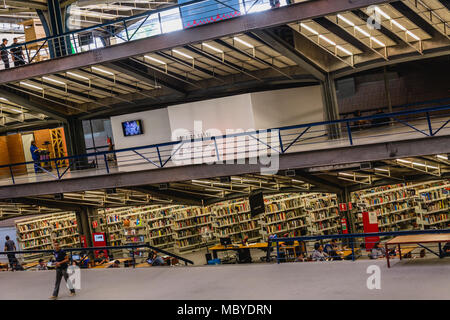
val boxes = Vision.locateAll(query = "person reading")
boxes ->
[311,243,329,261]
[94,251,109,266]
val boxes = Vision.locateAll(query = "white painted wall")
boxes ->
[110,86,325,169]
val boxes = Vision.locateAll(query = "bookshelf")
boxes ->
[146,206,178,249]
[15,212,79,263]
[416,182,450,229]
[211,200,261,243]
[259,194,309,240]
[304,194,340,235]
[172,206,214,252]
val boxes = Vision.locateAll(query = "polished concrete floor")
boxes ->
[1,257,449,300]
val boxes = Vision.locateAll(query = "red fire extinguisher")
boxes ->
[341,218,348,234]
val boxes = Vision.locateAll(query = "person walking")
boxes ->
[0,38,10,69]
[10,38,25,67]
[4,236,17,271]
[49,242,76,300]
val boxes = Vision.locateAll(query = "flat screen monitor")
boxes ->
[220,237,232,246]
[249,192,265,217]
[72,255,80,260]
[122,120,144,137]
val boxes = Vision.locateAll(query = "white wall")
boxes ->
[251,86,324,129]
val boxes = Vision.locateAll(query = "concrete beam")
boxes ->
[0,0,393,84]
[0,135,449,200]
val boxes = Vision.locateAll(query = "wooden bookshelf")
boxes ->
[16,212,79,263]
[416,181,450,229]
[304,193,340,235]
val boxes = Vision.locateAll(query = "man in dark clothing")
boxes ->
[50,242,76,299]
[1,38,9,69]
[10,38,25,67]
[30,141,41,173]
[4,236,17,270]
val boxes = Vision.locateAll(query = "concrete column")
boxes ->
[64,117,88,168]
[76,207,95,249]
[321,74,341,139]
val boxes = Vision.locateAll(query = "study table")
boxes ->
[208,241,300,260]
[385,234,450,268]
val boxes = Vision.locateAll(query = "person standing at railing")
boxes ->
[10,38,25,67]
[30,141,42,173]
[4,236,17,271]
[1,38,10,69]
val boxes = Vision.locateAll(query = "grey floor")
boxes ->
[1,257,449,300]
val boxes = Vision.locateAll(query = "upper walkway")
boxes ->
[0,104,449,199]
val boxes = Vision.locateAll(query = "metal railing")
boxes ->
[0,243,194,268]
[271,228,450,264]
[0,103,449,185]
[0,0,293,69]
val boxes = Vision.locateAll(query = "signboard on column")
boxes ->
[362,211,379,251]
[92,232,108,258]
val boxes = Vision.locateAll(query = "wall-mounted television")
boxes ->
[122,120,144,137]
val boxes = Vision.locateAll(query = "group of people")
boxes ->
[0,38,26,69]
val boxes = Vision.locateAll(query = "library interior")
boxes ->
[0,0,449,301]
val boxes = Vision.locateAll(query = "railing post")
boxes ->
[132,250,136,268]
[9,166,15,184]
[351,239,355,261]
[426,112,433,136]
[278,129,284,153]
[104,154,110,173]
[156,147,163,167]
[213,137,220,161]
[276,241,280,264]
[55,160,60,179]
[346,122,353,145]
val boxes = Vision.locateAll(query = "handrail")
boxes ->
[271,229,450,263]
[0,243,194,266]
[0,103,449,172]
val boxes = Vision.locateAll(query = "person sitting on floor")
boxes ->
[37,259,47,270]
[311,243,329,261]
[147,250,165,266]
[323,239,342,260]
[94,251,109,266]
[369,242,387,259]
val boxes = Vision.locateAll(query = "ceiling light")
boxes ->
[172,49,193,59]
[338,172,354,177]
[338,14,386,47]
[20,82,43,90]
[336,45,352,55]
[374,168,389,172]
[9,108,22,113]
[374,7,420,41]
[233,37,254,48]
[437,155,448,160]
[67,72,89,80]
[396,159,438,170]
[300,23,319,35]
[0,97,8,101]
[202,42,223,53]
[144,55,166,64]
[92,66,114,75]
[43,76,66,85]
[319,35,336,46]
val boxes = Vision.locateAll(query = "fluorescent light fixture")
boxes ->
[396,158,438,170]
[300,23,319,35]
[172,49,193,59]
[233,37,254,48]
[92,66,114,75]
[191,179,208,184]
[291,179,304,183]
[20,82,43,90]
[67,71,89,80]
[336,45,352,55]
[319,34,336,46]
[337,14,386,47]
[202,42,223,53]
[374,7,420,41]
[43,76,65,85]
[437,155,448,160]
[144,55,166,65]
[374,168,389,172]
[0,97,8,101]
[9,108,22,113]
[338,172,354,177]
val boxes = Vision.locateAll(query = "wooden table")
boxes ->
[92,258,133,269]
[385,234,450,268]
[209,241,299,260]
